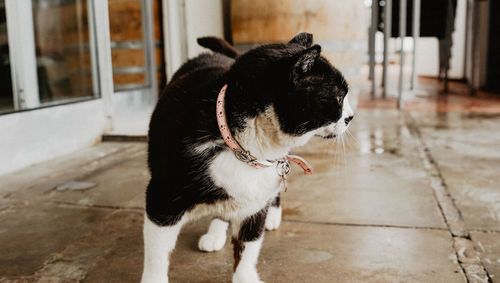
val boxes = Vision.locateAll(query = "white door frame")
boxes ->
[142,0,158,103]
[162,0,188,80]
[5,0,40,110]
[91,0,115,131]
[105,0,159,134]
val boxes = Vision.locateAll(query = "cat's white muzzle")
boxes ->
[316,96,354,139]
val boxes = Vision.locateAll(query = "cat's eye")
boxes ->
[336,96,343,105]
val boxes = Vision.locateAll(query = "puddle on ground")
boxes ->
[355,128,405,156]
[55,181,96,191]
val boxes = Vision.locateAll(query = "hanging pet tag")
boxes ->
[276,159,291,192]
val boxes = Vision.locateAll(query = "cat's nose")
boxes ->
[344,115,354,125]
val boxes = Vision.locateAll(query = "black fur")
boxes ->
[146,54,233,225]
[197,36,240,58]
[146,32,348,226]
[289,32,314,47]
[238,207,268,242]
[270,194,280,207]
[232,207,268,271]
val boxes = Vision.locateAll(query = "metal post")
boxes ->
[410,0,421,90]
[382,0,392,98]
[397,0,407,109]
[369,0,379,96]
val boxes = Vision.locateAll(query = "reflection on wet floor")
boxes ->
[356,129,386,155]
[313,110,411,158]
[359,66,500,113]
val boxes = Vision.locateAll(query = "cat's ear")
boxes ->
[291,44,321,83]
[289,32,313,47]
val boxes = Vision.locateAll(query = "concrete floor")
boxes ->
[1,108,500,282]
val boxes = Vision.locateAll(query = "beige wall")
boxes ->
[231,0,369,108]
[231,0,368,43]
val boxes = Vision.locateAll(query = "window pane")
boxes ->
[33,0,97,104]
[0,0,13,113]
[109,0,148,91]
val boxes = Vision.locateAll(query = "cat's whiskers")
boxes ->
[335,133,341,170]
[341,133,347,169]
[346,128,359,147]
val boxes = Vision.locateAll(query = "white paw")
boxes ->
[198,233,226,252]
[233,279,264,283]
[265,206,282,231]
[233,269,264,283]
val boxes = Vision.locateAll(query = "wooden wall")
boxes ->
[231,0,369,103]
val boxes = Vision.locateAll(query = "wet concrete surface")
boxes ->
[412,112,500,233]
[471,232,500,281]
[0,108,499,282]
[291,110,445,229]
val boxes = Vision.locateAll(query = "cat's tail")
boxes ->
[197,36,240,59]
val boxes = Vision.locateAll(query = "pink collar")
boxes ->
[216,84,313,175]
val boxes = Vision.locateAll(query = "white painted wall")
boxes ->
[184,0,224,58]
[0,100,107,175]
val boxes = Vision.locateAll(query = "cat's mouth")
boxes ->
[316,134,337,140]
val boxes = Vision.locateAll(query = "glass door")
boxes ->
[109,0,149,92]
[106,0,159,135]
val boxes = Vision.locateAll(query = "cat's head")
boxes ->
[227,33,354,159]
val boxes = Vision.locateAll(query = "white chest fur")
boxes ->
[208,150,281,218]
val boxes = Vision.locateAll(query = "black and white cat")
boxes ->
[142,33,353,283]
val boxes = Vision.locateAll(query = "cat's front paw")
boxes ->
[198,233,226,252]
[265,205,282,231]
[232,270,265,283]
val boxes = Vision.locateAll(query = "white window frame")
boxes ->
[5,0,40,110]
[92,0,115,129]
[4,0,115,129]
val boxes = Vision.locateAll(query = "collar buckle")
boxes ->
[234,149,253,163]
[276,159,291,178]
